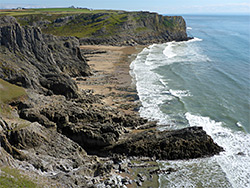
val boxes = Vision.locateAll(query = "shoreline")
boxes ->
[78,45,145,115]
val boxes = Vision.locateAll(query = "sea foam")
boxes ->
[186,113,250,188]
[130,39,209,126]
[163,42,177,59]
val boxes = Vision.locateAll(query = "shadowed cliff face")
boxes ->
[15,11,189,45]
[0,16,91,98]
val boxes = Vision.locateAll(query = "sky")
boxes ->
[1,0,250,14]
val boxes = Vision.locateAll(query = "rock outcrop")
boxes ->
[110,127,223,160]
[0,118,111,187]
[11,91,146,153]
[0,16,91,98]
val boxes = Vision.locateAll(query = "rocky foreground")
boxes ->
[0,16,223,187]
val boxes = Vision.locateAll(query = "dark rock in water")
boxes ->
[149,167,176,175]
[0,16,91,99]
[110,126,223,160]
[237,152,245,156]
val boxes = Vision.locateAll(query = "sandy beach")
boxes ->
[78,45,145,115]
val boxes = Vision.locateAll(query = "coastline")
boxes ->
[0,15,225,188]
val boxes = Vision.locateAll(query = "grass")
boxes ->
[0,167,40,188]
[0,8,119,16]
[0,79,26,104]
[41,12,128,38]
[0,7,180,41]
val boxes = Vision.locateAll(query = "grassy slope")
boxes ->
[0,8,128,38]
[0,167,40,188]
[0,79,26,116]
[0,79,26,104]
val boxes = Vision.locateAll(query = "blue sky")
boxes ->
[1,0,250,14]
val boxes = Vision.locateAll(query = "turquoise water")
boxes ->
[130,15,250,187]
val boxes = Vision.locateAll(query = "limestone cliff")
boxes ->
[15,11,189,45]
[0,16,91,98]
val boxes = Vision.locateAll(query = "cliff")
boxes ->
[14,10,189,45]
[0,16,91,98]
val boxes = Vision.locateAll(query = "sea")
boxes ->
[130,15,250,188]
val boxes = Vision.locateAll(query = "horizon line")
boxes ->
[0,6,249,15]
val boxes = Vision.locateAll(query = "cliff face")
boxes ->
[16,11,189,45]
[0,16,91,98]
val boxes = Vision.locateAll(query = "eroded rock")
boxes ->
[0,16,91,98]
[110,126,223,160]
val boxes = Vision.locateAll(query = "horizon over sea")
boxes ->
[130,14,250,187]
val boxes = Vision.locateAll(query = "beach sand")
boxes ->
[78,45,144,115]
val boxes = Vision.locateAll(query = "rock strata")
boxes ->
[0,119,112,187]
[0,16,90,98]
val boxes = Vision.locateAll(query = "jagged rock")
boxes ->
[0,121,107,187]
[110,126,223,160]
[135,179,142,186]
[0,117,10,132]
[10,91,145,154]
[0,16,91,98]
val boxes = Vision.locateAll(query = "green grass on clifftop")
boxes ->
[0,8,179,38]
[0,8,118,16]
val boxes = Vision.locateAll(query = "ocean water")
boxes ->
[130,15,250,187]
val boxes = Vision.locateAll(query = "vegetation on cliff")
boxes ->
[0,79,26,104]
[1,8,188,45]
